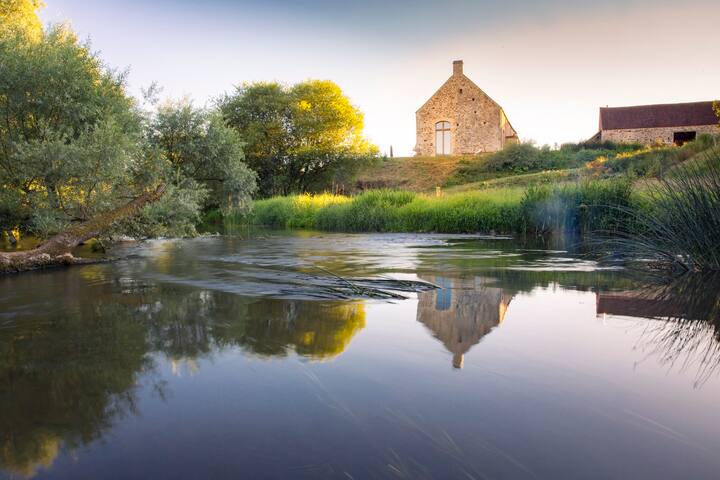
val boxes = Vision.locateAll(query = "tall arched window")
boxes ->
[435,121,452,155]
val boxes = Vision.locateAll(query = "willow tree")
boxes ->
[0,5,169,271]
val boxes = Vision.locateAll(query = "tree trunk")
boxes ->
[0,185,166,274]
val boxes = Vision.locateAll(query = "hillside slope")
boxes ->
[353,156,476,192]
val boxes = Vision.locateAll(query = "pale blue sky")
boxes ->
[41,0,719,155]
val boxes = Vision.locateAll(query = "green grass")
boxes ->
[241,180,635,235]
[606,149,720,275]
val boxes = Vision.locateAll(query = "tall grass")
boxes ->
[607,150,720,274]
[518,179,635,235]
[243,181,634,235]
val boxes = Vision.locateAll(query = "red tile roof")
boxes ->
[600,101,718,131]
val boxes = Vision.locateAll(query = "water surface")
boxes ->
[1,232,719,479]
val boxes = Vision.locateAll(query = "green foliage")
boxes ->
[244,181,637,235]
[586,134,719,178]
[0,25,146,236]
[317,190,417,232]
[146,101,257,215]
[447,141,644,186]
[0,22,256,240]
[219,80,378,196]
[607,150,720,274]
[0,0,44,40]
[518,179,635,235]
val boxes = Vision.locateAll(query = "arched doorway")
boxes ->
[435,121,452,155]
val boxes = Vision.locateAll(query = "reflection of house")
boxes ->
[417,276,512,368]
[596,291,686,319]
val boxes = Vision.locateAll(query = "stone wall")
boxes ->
[415,62,515,156]
[601,124,719,144]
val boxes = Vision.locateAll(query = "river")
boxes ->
[1,232,719,479]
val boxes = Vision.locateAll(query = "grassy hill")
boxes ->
[352,155,472,192]
[230,135,720,236]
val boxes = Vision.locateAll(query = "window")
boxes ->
[435,121,452,155]
[673,131,696,145]
[435,277,452,311]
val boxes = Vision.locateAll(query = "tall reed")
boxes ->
[607,150,720,275]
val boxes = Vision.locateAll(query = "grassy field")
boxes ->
[228,136,719,236]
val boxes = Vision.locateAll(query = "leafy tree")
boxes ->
[220,80,377,196]
[0,25,148,237]
[0,0,44,40]
[147,101,256,214]
[0,17,256,245]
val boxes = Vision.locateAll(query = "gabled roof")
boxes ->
[599,101,718,131]
[416,73,503,114]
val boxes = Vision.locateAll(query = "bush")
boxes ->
[446,141,646,186]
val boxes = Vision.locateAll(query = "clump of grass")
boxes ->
[518,179,635,235]
[315,189,416,231]
[241,193,349,229]
[607,150,720,275]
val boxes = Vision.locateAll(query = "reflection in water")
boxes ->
[417,276,513,368]
[0,279,365,477]
[597,273,720,385]
[2,233,720,478]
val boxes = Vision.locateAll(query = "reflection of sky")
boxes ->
[40,0,720,155]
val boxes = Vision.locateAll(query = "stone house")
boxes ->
[593,101,719,145]
[415,60,518,156]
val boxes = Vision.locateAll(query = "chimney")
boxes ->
[453,60,463,76]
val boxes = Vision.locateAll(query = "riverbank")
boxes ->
[232,179,636,235]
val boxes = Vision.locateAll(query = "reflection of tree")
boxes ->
[597,273,720,386]
[232,301,365,359]
[0,303,153,477]
[417,276,512,368]
[0,277,365,477]
[139,289,366,361]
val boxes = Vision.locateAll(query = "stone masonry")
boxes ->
[415,60,518,156]
[600,124,718,144]
[597,101,719,145]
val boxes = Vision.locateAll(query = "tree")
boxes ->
[220,80,377,196]
[0,19,172,271]
[0,0,44,40]
[147,101,256,214]
[0,25,149,239]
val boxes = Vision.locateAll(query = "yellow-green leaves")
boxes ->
[0,0,45,41]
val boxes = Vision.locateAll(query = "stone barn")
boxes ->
[414,60,518,156]
[594,101,719,145]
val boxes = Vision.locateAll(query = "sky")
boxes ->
[40,0,720,156]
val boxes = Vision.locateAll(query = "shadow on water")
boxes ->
[1,232,720,477]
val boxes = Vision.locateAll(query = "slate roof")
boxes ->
[599,101,718,130]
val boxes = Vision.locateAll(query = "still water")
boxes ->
[1,232,719,479]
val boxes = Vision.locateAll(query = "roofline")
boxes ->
[599,100,716,111]
[415,73,508,117]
